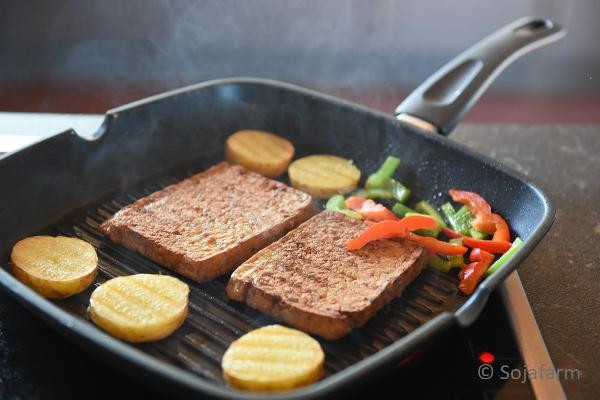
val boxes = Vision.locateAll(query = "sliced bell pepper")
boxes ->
[441,202,464,232]
[429,253,464,273]
[345,196,398,222]
[347,215,439,251]
[415,201,446,228]
[326,195,363,219]
[362,156,411,202]
[355,179,411,203]
[365,156,401,189]
[406,212,439,237]
[413,201,446,237]
[469,228,489,240]
[458,248,494,295]
[442,227,511,254]
[388,179,411,203]
[406,232,468,255]
[357,179,410,203]
[448,189,491,218]
[485,237,524,276]
[442,202,489,239]
[355,188,394,200]
[489,213,511,243]
[392,202,417,217]
[448,239,467,266]
[449,238,463,246]
[448,189,511,243]
[448,190,496,232]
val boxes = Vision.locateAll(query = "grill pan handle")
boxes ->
[394,16,564,135]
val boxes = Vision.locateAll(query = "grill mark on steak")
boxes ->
[227,211,429,340]
[100,162,315,282]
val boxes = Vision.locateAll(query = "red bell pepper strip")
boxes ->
[489,213,510,242]
[458,248,494,295]
[345,196,399,222]
[406,233,468,256]
[448,190,493,231]
[448,189,511,242]
[347,217,467,256]
[442,227,511,254]
[347,215,439,251]
[448,189,491,215]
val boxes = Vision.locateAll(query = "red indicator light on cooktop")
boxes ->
[479,351,496,364]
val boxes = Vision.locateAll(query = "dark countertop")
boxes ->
[0,122,598,399]
[451,124,600,399]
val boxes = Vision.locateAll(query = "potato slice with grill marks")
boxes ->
[222,324,324,392]
[226,130,295,177]
[11,235,98,299]
[288,154,361,198]
[89,274,189,342]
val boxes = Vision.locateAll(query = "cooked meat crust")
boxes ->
[227,211,429,340]
[100,162,315,282]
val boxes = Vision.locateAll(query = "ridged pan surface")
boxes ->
[7,159,463,384]
[0,80,553,399]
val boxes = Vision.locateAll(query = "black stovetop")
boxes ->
[0,286,532,399]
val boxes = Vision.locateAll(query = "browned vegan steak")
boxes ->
[227,211,429,340]
[100,162,314,282]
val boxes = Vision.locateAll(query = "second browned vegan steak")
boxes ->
[100,162,314,282]
[227,211,429,340]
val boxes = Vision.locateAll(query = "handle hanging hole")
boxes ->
[514,19,553,35]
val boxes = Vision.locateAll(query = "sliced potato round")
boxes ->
[89,274,189,343]
[226,130,295,177]
[222,324,325,392]
[288,154,361,198]
[11,235,98,299]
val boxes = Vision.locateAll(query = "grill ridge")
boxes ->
[1,163,467,387]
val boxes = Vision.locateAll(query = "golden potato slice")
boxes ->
[89,274,189,343]
[226,130,295,177]
[222,324,325,392]
[11,235,98,299]
[288,155,361,198]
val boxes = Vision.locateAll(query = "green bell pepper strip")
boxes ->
[389,179,411,203]
[485,237,524,276]
[429,237,466,272]
[411,201,445,237]
[415,201,446,228]
[326,195,363,219]
[326,194,346,209]
[446,239,465,267]
[441,203,459,228]
[456,206,488,238]
[365,156,401,189]
[448,255,464,267]
[442,202,488,238]
[429,254,454,272]
[355,188,394,200]
[429,254,464,272]
[442,203,468,234]
[469,228,488,240]
[392,202,417,217]
[362,156,410,202]
[356,179,410,203]
[454,206,473,233]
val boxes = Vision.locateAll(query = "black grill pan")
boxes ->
[0,17,562,399]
